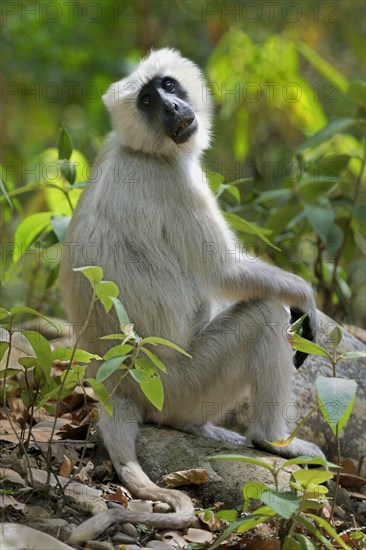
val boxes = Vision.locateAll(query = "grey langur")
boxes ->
[60,48,323,532]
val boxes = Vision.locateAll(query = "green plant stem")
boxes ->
[45,286,97,482]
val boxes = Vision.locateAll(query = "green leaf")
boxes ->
[137,372,164,411]
[296,516,339,550]
[104,344,133,360]
[52,347,101,363]
[281,456,338,469]
[297,118,356,152]
[141,336,191,357]
[96,356,128,384]
[243,482,267,510]
[287,331,332,360]
[215,509,238,521]
[0,342,9,362]
[224,212,278,249]
[18,356,38,369]
[58,127,73,160]
[51,215,71,243]
[110,297,131,327]
[306,513,352,550]
[316,376,357,435]
[0,308,10,321]
[100,334,125,340]
[10,306,50,324]
[140,347,167,372]
[86,378,112,416]
[293,534,317,550]
[20,330,52,378]
[209,454,274,471]
[261,491,299,519]
[135,358,156,376]
[13,212,52,262]
[73,266,103,284]
[95,281,119,313]
[328,325,343,348]
[292,469,334,489]
[0,368,20,378]
[236,506,275,533]
[60,159,76,184]
[341,351,366,360]
[304,204,335,245]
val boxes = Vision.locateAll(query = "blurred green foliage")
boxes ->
[1,0,365,326]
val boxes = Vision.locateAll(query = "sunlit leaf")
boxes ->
[51,215,71,243]
[13,212,52,262]
[141,336,191,357]
[73,265,103,284]
[20,330,52,378]
[96,356,129,383]
[96,281,119,313]
[261,490,299,519]
[316,376,357,435]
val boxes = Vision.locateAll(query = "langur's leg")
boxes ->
[151,299,323,458]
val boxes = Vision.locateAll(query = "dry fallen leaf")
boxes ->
[74,460,94,483]
[163,468,208,487]
[59,455,77,477]
[339,472,366,490]
[0,468,26,486]
[0,494,26,511]
[104,486,129,507]
[1,523,74,550]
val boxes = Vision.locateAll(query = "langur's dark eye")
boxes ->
[162,79,174,92]
[141,95,152,106]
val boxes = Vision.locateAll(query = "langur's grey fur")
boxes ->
[61,48,323,537]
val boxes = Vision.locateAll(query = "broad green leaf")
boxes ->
[51,215,71,243]
[96,281,119,313]
[52,347,101,363]
[236,506,275,533]
[140,347,167,372]
[261,490,299,519]
[316,376,357,435]
[242,481,267,510]
[100,334,125,340]
[209,518,248,550]
[96,356,128,384]
[60,159,76,184]
[140,374,164,411]
[329,325,343,348]
[10,306,50,324]
[86,378,112,416]
[73,266,103,284]
[135,358,156,376]
[341,351,366,361]
[297,118,355,152]
[296,516,340,550]
[141,336,191,357]
[215,509,238,521]
[0,342,9,362]
[209,454,274,471]
[20,330,52,378]
[292,469,334,488]
[293,534,317,550]
[58,126,73,160]
[224,212,276,249]
[13,212,52,262]
[104,344,133,360]
[281,456,338,469]
[306,514,352,550]
[0,368,19,378]
[306,154,350,176]
[110,297,131,327]
[304,204,335,245]
[18,356,38,369]
[287,331,332,360]
[0,308,10,321]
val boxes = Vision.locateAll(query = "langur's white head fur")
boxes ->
[103,48,213,157]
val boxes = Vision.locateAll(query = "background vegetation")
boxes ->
[1,0,365,326]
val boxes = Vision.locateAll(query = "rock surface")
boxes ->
[137,426,297,509]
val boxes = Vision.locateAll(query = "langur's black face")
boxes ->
[137,76,198,144]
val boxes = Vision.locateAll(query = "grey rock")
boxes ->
[153,502,171,513]
[146,542,175,549]
[27,518,71,542]
[137,426,298,509]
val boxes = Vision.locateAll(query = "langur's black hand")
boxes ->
[290,307,315,369]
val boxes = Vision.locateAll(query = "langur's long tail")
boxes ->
[69,461,195,545]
